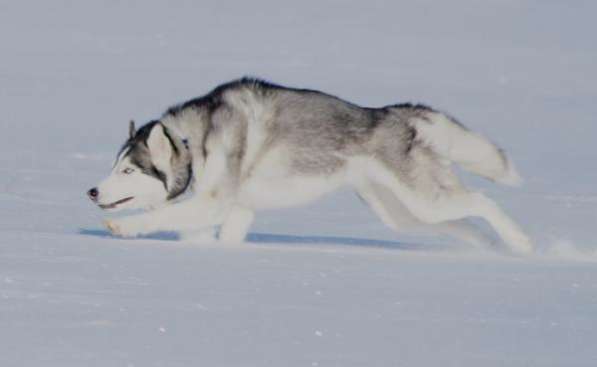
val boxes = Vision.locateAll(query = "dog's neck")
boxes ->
[159,100,214,200]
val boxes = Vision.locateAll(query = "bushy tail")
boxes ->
[411,111,522,186]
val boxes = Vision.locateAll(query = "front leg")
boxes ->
[218,206,255,244]
[104,194,229,237]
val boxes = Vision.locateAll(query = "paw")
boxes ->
[218,223,249,245]
[507,232,534,255]
[218,230,248,246]
[103,218,139,238]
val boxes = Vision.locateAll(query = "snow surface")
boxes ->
[1,1,596,366]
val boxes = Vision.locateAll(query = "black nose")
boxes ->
[87,187,99,201]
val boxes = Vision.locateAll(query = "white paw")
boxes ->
[103,218,140,238]
[218,228,248,246]
[506,232,534,255]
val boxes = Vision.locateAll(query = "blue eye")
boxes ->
[122,168,134,174]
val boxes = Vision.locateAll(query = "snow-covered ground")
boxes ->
[1,1,596,366]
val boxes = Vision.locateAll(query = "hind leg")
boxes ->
[367,162,532,254]
[356,180,492,248]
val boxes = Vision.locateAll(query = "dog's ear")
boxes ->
[146,123,173,169]
[129,120,136,139]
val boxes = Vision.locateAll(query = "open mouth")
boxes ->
[99,196,134,209]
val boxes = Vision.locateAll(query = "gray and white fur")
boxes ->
[88,78,532,254]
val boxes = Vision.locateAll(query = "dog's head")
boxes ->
[88,120,192,211]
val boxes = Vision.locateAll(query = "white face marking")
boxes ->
[95,155,168,211]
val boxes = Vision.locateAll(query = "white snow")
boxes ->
[1,1,596,366]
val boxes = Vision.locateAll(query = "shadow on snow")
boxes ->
[78,228,443,252]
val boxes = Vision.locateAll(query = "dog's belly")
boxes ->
[237,173,346,210]
[236,143,362,209]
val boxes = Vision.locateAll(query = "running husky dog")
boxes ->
[88,78,532,253]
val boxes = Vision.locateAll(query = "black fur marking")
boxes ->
[201,113,213,160]
[167,163,193,200]
[404,125,417,155]
[150,166,168,190]
[391,103,435,111]
[161,125,179,156]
